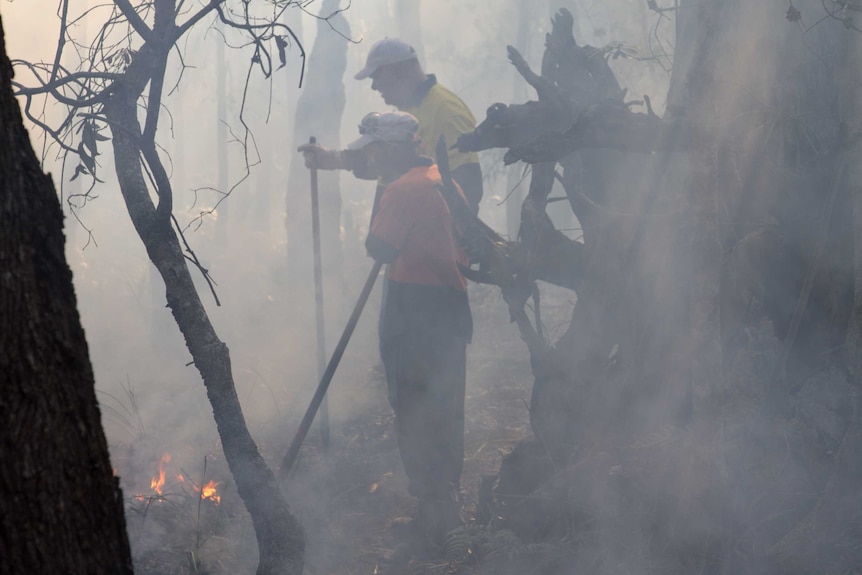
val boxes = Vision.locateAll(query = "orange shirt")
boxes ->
[370,164,467,292]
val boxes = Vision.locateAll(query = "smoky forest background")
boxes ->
[3,0,862,574]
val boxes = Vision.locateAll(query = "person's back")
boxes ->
[369,161,472,340]
[400,76,482,212]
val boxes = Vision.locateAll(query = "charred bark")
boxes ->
[475,2,862,574]
[459,98,689,163]
[0,16,133,574]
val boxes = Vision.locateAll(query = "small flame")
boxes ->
[138,454,221,505]
[150,453,171,495]
[200,480,220,504]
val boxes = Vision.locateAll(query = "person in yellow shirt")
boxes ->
[300,37,483,213]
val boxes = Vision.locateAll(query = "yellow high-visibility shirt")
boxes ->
[401,75,480,171]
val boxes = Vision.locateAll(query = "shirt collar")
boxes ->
[385,155,434,185]
[403,74,437,108]
[412,155,434,167]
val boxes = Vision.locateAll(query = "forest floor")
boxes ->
[115,281,573,574]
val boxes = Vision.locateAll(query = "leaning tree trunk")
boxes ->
[103,25,304,575]
[0,16,133,575]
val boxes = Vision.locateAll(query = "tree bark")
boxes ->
[0,15,133,574]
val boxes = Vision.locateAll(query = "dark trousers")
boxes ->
[382,328,467,501]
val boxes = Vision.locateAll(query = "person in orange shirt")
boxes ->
[349,111,472,547]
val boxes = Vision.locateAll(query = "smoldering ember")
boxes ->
[3,1,862,574]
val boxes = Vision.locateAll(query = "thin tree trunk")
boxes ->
[0,15,133,574]
[103,21,304,575]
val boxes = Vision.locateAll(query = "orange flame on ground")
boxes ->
[200,480,220,504]
[136,454,221,504]
[150,453,171,495]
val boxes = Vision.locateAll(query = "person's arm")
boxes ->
[296,143,379,180]
[343,149,379,181]
[366,183,414,262]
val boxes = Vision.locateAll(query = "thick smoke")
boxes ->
[7,0,862,573]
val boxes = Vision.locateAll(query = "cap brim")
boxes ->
[354,64,376,80]
[347,133,378,150]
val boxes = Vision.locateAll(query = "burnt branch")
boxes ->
[502,100,690,165]
[113,0,155,42]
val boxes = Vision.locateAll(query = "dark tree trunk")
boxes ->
[101,7,305,574]
[482,2,862,573]
[0,16,133,575]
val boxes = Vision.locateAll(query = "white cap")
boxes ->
[354,38,418,80]
[347,112,420,150]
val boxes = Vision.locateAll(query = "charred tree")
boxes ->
[459,3,862,574]
[0,16,133,575]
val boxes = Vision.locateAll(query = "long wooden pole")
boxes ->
[280,259,384,478]
[308,136,329,448]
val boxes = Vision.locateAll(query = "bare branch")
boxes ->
[172,215,221,306]
[11,63,112,107]
[49,0,71,86]
[176,0,223,39]
[114,0,155,42]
